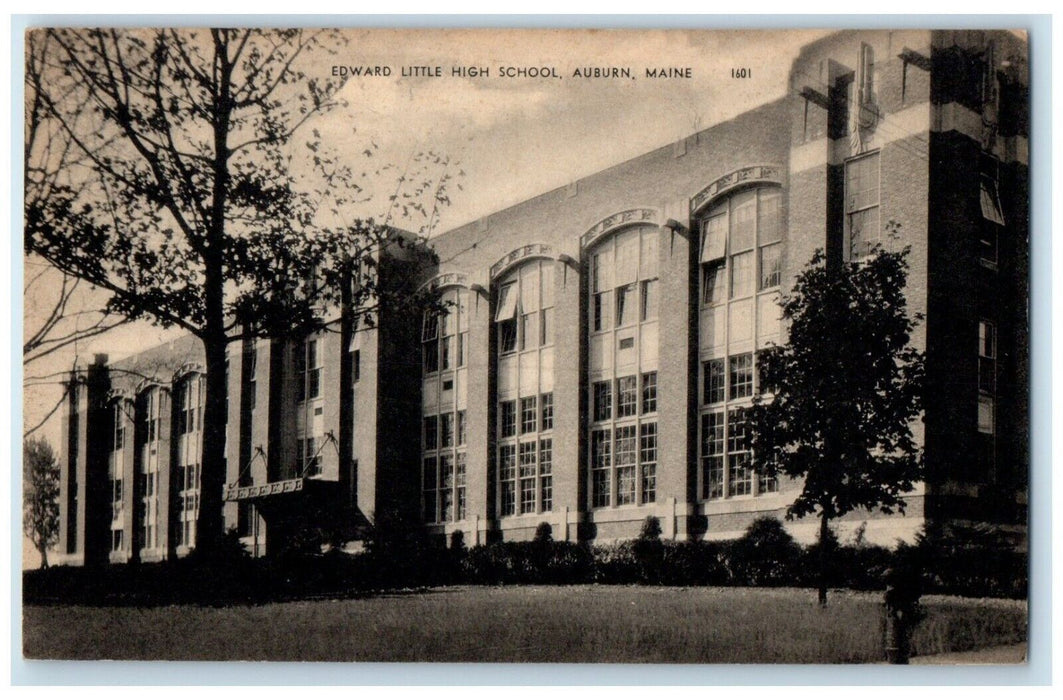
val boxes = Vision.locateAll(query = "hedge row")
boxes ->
[23,518,1027,606]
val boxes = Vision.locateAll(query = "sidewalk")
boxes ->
[910,643,1027,665]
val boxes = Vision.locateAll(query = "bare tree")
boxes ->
[24,28,451,553]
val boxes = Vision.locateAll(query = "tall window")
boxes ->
[697,185,783,502]
[978,320,996,435]
[588,224,660,508]
[109,401,126,552]
[297,338,322,402]
[137,387,163,551]
[979,155,1004,267]
[175,375,203,548]
[245,343,258,412]
[295,337,324,480]
[845,152,881,260]
[496,258,555,517]
[422,286,471,523]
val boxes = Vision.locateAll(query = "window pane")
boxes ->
[848,206,880,260]
[640,229,659,279]
[978,396,995,434]
[424,339,439,373]
[616,284,635,327]
[701,212,728,262]
[729,353,754,400]
[759,243,781,290]
[440,335,453,370]
[541,263,555,308]
[540,393,554,430]
[500,401,517,438]
[540,308,553,345]
[640,279,658,322]
[519,441,537,478]
[703,359,725,404]
[701,412,725,499]
[615,230,639,286]
[591,429,612,508]
[495,282,519,322]
[593,381,612,422]
[615,425,637,506]
[520,396,537,434]
[703,262,726,305]
[423,416,438,450]
[641,372,657,414]
[422,312,438,341]
[846,153,880,213]
[730,251,754,298]
[979,321,997,358]
[521,312,538,351]
[539,438,553,474]
[499,319,517,354]
[440,413,454,448]
[593,292,612,332]
[729,190,756,252]
[616,376,638,418]
[758,189,782,244]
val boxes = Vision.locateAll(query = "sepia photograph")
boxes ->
[19,23,1031,668]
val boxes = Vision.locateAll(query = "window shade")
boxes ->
[701,213,727,262]
[495,282,519,322]
[980,176,1006,226]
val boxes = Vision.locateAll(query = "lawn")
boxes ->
[22,585,1027,663]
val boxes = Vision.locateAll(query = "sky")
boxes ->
[21,27,831,567]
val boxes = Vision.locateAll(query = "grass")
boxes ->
[22,585,1027,663]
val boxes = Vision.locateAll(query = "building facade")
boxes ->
[55,29,1029,565]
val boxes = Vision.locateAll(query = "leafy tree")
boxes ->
[750,242,925,605]
[23,437,61,569]
[25,29,451,553]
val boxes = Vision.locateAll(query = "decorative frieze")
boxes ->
[489,243,554,280]
[225,477,304,502]
[579,209,658,250]
[690,165,784,214]
[419,271,470,293]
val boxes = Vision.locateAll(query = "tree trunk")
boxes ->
[195,32,234,557]
[818,511,830,607]
[195,333,229,556]
[38,541,49,569]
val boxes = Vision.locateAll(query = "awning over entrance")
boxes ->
[224,477,355,555]
[225,477,309,503]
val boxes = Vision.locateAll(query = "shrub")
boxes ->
[726,516,804,586]
[633,516,664,584]
[659,541,730,586]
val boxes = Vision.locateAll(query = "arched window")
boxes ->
[587,224,659,509]
[495,259,555,518]
[173,374,204,549]
[697,185,783,501]
[422,286,470,523]
[136,386,163,552]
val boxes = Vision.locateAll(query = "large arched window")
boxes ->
[136,385,164,553]
[697,185,783,501]
[494,259,555,518]
[173,373,204,549]
[423,286,470,523]
[587,224,659,509]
